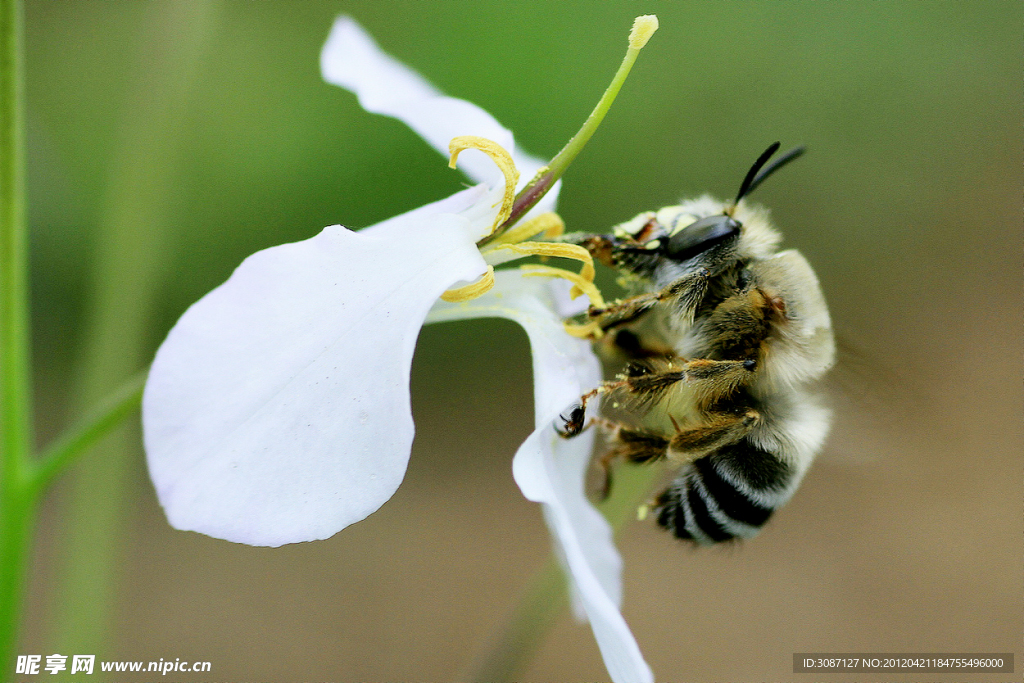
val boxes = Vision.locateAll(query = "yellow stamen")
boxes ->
[519,265,605,308]
[542,220,564,240]
[440,266,495,302]
[495,241,598,300]
[637,503,650,521]
[488,212,565,247]
[563,319,603,340]
[449,136,518,233]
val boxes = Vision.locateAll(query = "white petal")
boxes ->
[320,15,554,206]
[144,185,491,547]
[428,273,653,683]
[517,429,653,683]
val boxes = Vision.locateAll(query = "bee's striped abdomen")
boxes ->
[654,438,793,544]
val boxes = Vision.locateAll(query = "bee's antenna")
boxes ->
[734,142,780,206]
[733,142,806,205]
[745,145,806,199]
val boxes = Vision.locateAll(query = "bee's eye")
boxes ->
[665,215,740,261]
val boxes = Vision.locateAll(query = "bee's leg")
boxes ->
[557,403,590,438]
[699,285,788,359]
[558,381,632,437]
[665,409,760,461]
[616,357,757,407]
[560,356,757,438]
[593,409,758,500]
[560,362,703,437]
[592,423,671,500]
[585,292,660,333]
[655,266,712,320]
[585,267,711,335]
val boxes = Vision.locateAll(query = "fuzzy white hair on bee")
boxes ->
[560,142,836,545]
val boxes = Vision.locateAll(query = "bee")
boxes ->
[561,143,835,544]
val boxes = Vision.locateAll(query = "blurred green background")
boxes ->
[20,1,1021,681]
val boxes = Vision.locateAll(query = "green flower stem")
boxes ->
[0,0,32,669]
[467,19,661,676]
[467,19,662,677]
[0,376,147,669]
[479,15,659,247]
[465,465,661,681]
[0,490,31,676]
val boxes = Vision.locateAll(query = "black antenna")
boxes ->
[733,142,806,205]
[745,145,806,199]
[734,142,780,205]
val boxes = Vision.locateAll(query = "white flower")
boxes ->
[143,16,652,683]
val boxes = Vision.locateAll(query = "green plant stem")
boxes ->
[0,377,146,671]
[466,18,661,676]
[0,2,154,668]
[478,16,658,247]
[0,0,32,669]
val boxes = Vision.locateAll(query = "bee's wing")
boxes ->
[817,334,931,465]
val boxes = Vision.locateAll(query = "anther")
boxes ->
[497,241,607,307]
[487,212,564,248]
[440,266,495,302]
[563,319,604,339]
[448,136,518,233]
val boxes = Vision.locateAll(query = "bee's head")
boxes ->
[657,142,805,265]
[661,212,741,262]
[605,143,804,278]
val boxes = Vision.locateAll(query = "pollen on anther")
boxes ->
[448,135,519,233]
[440,265,495,302]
